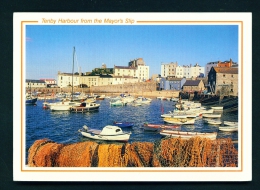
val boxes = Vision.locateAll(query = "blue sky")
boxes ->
[26,25,238,79]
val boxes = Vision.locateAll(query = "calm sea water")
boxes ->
[26,98,238,161]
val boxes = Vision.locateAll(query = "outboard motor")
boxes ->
[83,125,88,131]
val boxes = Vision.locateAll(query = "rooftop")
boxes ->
[214,67,238,74]
[183,80,201,86]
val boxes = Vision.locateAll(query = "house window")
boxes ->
[223,81,225,84]
[223,74,226,77]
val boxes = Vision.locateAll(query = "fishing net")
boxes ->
[28,137,238,167]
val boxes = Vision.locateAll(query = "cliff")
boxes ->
[28,137,238,167]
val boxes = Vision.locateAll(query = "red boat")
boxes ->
[143,123,181,131]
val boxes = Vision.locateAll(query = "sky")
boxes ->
[26,25,238,79]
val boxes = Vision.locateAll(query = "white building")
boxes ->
[57,72,80,88]
[190,63,204,78]
[136,65,149,81]
[161,63,204,79]
[183,65,192,78]
[175,65,184,78]
[114,66,136,78]
[26,79,46,88]
[80,75,100,87]
[40,78,57,85]
[161,62,178,77]
[114,58,150,81]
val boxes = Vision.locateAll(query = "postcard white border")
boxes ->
[13,12,252,181]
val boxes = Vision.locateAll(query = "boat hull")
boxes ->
[143,124,181,131]
[49,101,82,111]
[80,131,130,142]
[163,118,195,125]
[113,122,134,128]
[211,106,224,110]
[70,103,100,113]
[219,126,238,132]
[160,131,217,140]
[224,121,238,126]
[26,97,37,105]
[206,119,222,125]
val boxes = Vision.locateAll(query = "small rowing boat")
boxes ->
[143,123,181,131]
[160,130,217,140]
[218,126,238,132]
[163,117,196,125]
[205,119,222,125]
[223,121,238,126]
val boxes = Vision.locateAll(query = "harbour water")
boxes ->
[26,98,238,162]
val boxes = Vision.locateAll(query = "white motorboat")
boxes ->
[160,130,217,140]
[218,126,238,132]
[79,125,131,142]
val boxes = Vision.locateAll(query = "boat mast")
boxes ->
[72,46,75,101]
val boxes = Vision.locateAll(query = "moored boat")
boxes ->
[96,95,106,100]
[161,111,197,118]
[160,130,217,140]
[143,123,181,131]
[26,96,37,105]
[223,121,238,126]
[218,126,238,132]
[79,125,131,142]
[110,99,126,106]
[49,101,81,111]
[163,117,196,125]
[206,119,222,125]
[70,102,100,112]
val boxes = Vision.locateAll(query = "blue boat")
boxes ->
[26,96,37,105]
[113,121,134,128]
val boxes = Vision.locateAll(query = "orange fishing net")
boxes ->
[28,137,238,167]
